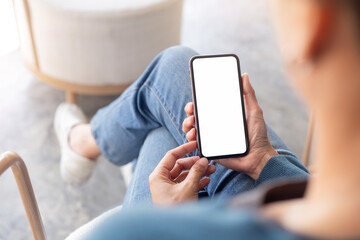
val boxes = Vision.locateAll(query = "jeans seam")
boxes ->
[276,149,297,157]
[144,83,185,143]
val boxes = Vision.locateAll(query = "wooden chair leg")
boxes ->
[66,91,77,104]
[302,112,315,168]
[0,152,46,240]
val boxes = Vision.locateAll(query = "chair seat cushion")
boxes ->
[44,0,167,12]
[15,0,183,86]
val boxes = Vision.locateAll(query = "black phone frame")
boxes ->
[189,54,249,160]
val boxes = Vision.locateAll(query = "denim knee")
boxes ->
[159,46,198,67]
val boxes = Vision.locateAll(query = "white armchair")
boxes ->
[13,0,183,102]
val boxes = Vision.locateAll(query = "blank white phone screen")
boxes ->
[192,56,246,158]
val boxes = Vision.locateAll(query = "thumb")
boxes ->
[242,73,256,100]
[185,158,209,186]
[242,73,260,113]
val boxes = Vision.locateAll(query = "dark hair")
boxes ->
[349,1,360,24]
[348,1,360,42]
[331,0,360,38]
[344,1,360,29]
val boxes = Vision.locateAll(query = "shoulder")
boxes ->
[78,200,308,240]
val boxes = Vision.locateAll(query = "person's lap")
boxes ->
[123,127,178,208]
[122,124,294,207]
[90,46,197,165]
[90,46,298,207]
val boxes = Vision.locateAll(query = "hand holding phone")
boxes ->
[184,69,278,180]
[190,54,249,159]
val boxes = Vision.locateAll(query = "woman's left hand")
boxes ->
[149,141,216,206]
[182,74,278,180]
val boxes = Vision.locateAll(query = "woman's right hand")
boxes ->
[182,74,278,180]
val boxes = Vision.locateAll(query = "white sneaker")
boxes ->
[54,102,97,186]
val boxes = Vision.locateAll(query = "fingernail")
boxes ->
[199,158,208,167]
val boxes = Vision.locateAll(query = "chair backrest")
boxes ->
[302,112,315,168]
[12,0,183,86]
[12,0,39,70]
[0,151,46,240]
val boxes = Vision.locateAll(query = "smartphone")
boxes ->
[189,54,249,160]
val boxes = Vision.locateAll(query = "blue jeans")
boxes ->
[91,46,298,208]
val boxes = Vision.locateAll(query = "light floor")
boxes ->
[0,0,308,239]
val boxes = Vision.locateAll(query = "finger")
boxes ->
[198,177,211,190]
[205,165,216,176]
[242,73,258,104]
[170,156,200,179]
[186,128,196,142]
[184,102,194,117]
[175,165,215,184]
[174,171,189,183]
[242,73,262,115]
[182,115,195,133]
[214,158,243,173]
[185,158,209,186]
[155,141,198,173]
[242,73,255,96]
[171,161,216,181]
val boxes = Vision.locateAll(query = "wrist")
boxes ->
[249,146,278,180]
